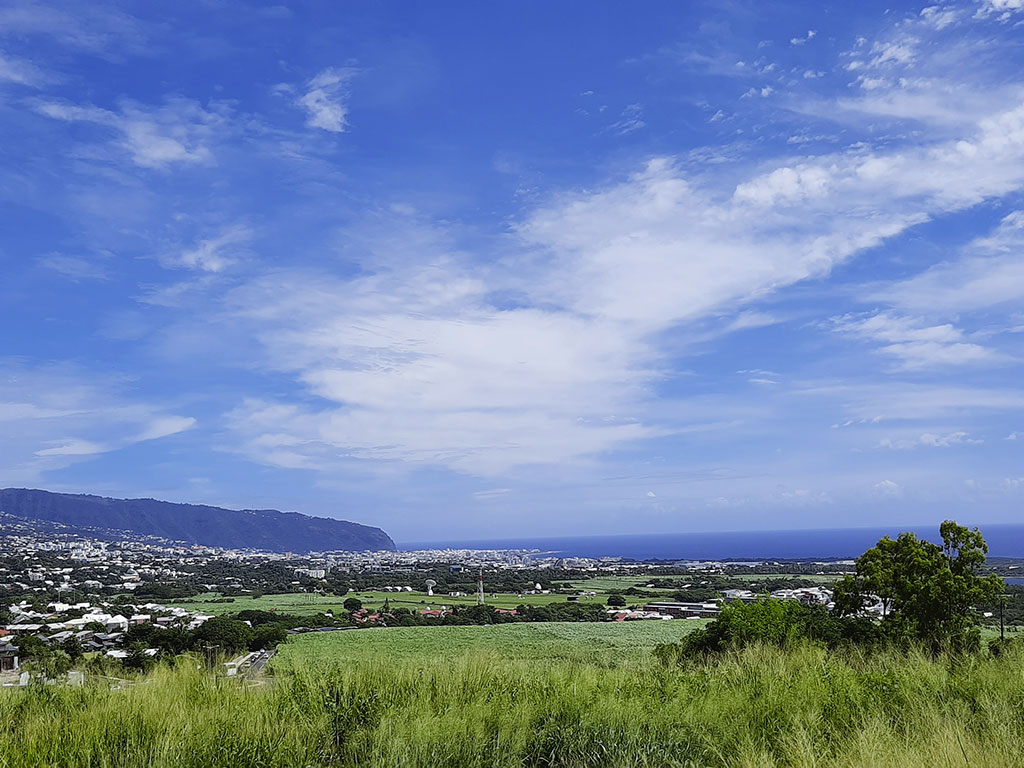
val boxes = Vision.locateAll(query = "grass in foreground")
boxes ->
[5,631,1024,767]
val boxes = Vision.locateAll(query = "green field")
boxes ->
[552,575,666,591]
[171,592,358,616]
[273,620,711,667]
[171,586,665,616]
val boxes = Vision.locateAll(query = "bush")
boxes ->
[655,599,884,663]
[191,617,254,653]
[249,624,287,651]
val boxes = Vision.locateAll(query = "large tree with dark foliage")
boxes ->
[191,617,254,652]
[832,520,1002,652]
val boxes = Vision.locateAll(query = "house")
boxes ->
[105,615,130,633]
[0,645,18,673]
[722,589,757,602]
[643,601,722,618]
[7,623,43,634]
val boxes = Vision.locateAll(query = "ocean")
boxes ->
[402,524,1024,561]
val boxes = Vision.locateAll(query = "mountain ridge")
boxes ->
[0,488,395,554]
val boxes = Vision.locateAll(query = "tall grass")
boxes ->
[3,642,1024,767]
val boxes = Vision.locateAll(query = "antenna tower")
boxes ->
[477,567,485,605]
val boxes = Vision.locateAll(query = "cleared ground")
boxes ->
[272,619,711,667]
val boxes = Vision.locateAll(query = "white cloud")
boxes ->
[976,0,1024,19]
[733,163,832,205]
[790,30,817,46]
[36,254,108,281]
[223,261,661,475]
[34,439,107,457]
[803,382,1024,422]
[848,39,919,71]
[873,479,903,497]
[878,211,1024,313]
[177,225,251,272]
[473,488,510,500]
[298,68,357,133]
[0,361,197,483]
[0,51,49,86]
[919,6,960,30]
[804,9,1024,132]
[877,431,982,449]
[0,1,148,56]
[217,74,1024,477]
[135,416,196,442]
[35,97,224,169]
[608,104,646,135]
[831,312,999,369]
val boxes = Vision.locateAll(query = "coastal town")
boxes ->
[0,511,918,685]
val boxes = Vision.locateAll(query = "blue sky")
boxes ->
[3,1,1024,542]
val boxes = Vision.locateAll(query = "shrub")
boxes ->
[250,624,287,651]
[655,599,884,663]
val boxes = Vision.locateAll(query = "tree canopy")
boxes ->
[832,520,1002,652]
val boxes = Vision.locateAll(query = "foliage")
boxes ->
[14,634,49,659]
[60,636,84,662]
[5,641,1024,766]
[249,624,287,651]
[190,616,254,652]
[654,599,882,663]
[606,594,626,607]
[833,520,1002,652]
[342,597,363,613]
[123,642,155,672]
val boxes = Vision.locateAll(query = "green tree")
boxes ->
[37,649,72,679]
[123,642,155,672]
[61,636,84,662]
[191,617,254,653]
[343,597,363,613]
[249,624,287,651]
[833,521,1002,652]
[606,594,627,607]
[15,634,48,659]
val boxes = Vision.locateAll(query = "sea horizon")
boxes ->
[401,523,1024,561]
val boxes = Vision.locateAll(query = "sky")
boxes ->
[3,1,1024,543]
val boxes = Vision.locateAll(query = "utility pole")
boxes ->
[477,568,484,605]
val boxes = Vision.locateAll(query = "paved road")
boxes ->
[248,649,276,675]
